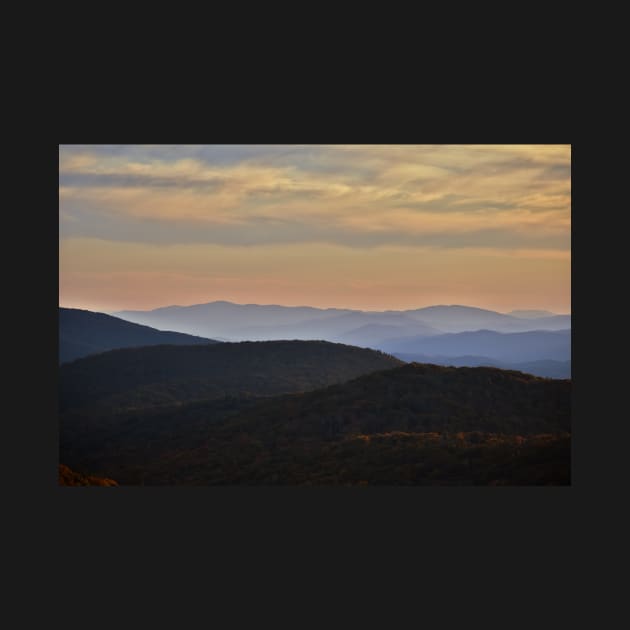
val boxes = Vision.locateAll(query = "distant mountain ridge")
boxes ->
[231,312,443,343]
[114,300,571,342]
[59,307,218,364]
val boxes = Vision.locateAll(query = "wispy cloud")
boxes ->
[59,144,570,250]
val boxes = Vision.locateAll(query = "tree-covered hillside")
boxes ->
[59,340,403,412]
[60,359,570,486]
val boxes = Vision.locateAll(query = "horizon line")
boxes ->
[58,299,571,317]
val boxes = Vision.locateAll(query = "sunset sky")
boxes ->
[59,144,571,314]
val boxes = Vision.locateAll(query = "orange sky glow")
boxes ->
[59,144,571,314]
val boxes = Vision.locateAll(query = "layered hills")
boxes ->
[60,342,570,485]
[59,302,571,485]
[59,340,403,412]
[110,301,571,377]
[114,301,571,340]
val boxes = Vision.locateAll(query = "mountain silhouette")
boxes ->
[115,301,353,339]
[59,307,218,364]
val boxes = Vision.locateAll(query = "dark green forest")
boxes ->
[59,342,571,486]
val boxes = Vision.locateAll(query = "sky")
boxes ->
[59,144,571,314]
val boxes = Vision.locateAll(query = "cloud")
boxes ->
[59,144,571,251]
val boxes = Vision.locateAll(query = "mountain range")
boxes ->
[60,304,572,378]
[114,301,571,341]
[107,301,571,378]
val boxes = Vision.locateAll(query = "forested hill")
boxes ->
[59,307,217,364]
[213,362,571,440]
[60,362,570,486]
[59,340,404,412]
